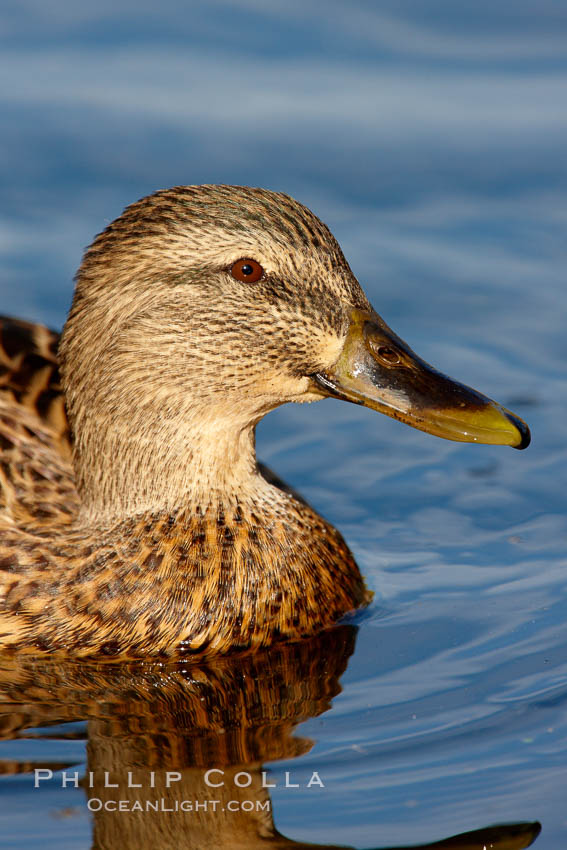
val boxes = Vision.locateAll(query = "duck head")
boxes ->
[59,185,529,520]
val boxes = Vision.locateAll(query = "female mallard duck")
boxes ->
[0,185,529,656]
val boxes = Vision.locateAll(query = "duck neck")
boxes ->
[73,409,270,525]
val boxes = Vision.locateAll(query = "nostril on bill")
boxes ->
[366,336,401,365]
[376,346,400,364]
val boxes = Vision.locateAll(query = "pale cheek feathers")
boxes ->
[250,325,345,404]
[309,325,346,372]
[275,320,346,378]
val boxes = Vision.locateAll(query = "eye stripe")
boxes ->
[230,259,264,283]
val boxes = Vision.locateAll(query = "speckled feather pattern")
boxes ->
[0,186,371,655]
[0,494,366,656]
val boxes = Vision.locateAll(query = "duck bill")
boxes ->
[311,308,530,449]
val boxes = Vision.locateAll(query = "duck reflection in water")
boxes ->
[0,627,539,850]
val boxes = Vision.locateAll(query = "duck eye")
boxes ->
[230,259,264,283]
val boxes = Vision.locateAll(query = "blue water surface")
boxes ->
[0,2,566,848]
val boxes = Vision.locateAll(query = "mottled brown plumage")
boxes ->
[0,184,529,656]
[0,186,372,655]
